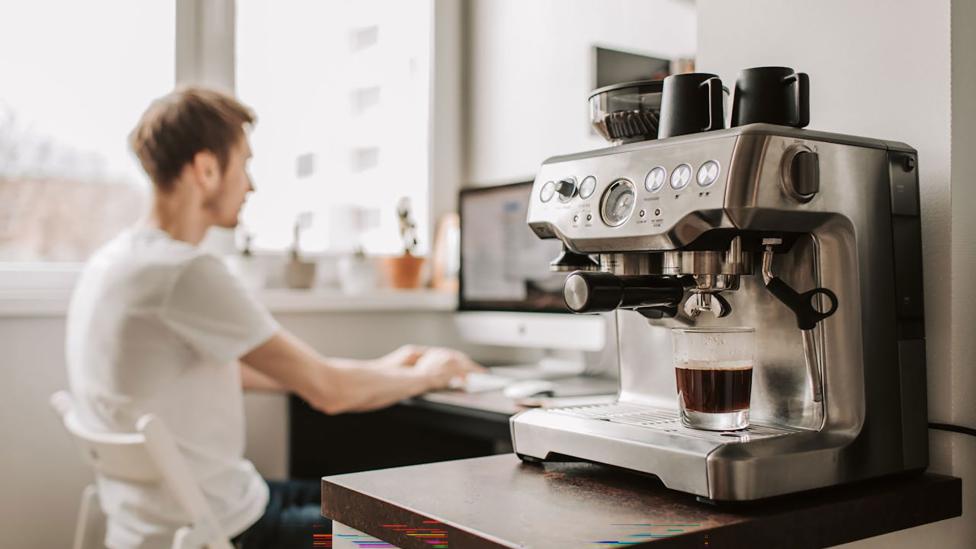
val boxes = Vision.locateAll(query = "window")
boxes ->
[0,0,174,262]
[235,0,432,255]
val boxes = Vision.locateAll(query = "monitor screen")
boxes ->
[459,182,569,313]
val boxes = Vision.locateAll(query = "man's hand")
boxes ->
[411,348,484,390]
[375,344,428,369]
[242,331,486,414]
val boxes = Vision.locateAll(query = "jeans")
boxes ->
[233,479,332,549]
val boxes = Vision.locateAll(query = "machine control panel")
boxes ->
[526,134,737,250]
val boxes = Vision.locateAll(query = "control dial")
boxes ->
[556,177,577,202]
[781,145,820,202]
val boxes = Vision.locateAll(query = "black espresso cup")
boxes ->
[658,72,726,138]
[731,66,810,128]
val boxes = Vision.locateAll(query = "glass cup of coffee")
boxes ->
[672,327,755,431]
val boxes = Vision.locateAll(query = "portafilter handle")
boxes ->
[563,271,686,315]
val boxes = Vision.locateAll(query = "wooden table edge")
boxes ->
[321,463,962,549]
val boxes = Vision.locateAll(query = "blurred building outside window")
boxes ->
[235,0,433,257]
[0,0,174,265]
[0,0,434,296]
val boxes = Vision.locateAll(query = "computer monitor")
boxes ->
[456,182,607,375]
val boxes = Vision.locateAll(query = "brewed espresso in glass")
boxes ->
[672,327,754,431]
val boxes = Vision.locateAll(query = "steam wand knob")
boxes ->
[761,238,839,403]
[761,239,838,330]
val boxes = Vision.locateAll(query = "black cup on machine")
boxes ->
[658,72,726,139]
[731,66,810,128]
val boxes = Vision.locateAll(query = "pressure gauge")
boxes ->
[600,179,636,227]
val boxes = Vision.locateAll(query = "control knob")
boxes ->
[782,146,820,202]
[556,178,577,201]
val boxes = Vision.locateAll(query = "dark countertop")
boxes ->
[322,454,961,549]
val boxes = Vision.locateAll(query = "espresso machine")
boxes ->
[510,68,928,501]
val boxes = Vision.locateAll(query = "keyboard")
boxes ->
[450,372,514,393]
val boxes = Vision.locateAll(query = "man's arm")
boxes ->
[240,362,286,392]
[240,330,479,414]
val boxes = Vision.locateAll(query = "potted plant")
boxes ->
[380,197,425,289]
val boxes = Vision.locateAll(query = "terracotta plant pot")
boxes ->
[380,254,425,289]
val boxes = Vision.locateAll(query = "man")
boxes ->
[65,87,481,549]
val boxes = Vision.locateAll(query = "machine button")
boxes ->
[540,181,556,202]
[644,166,667,192]
[696,160,721,187]
[579,176,597,199]
[670,164,692,190]
[556,177,577,202]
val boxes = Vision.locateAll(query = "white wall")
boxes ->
[696,0,972,547]
[950,0,976,471]
[430,0,465,223]
[464,0,697,185]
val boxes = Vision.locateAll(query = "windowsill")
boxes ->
[0,286,457,317]
[258,288,457,314]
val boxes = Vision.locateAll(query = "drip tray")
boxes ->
[548,402,801,444]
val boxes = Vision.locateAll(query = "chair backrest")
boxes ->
[50,392,161,483]
[50,391,233,549]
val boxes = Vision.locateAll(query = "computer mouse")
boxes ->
[503,380,556,399]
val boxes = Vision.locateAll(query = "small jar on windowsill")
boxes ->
[283,212,317,289]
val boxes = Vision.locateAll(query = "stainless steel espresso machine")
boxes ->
[510,69,928,501]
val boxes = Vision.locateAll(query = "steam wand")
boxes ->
[761,238,839,403]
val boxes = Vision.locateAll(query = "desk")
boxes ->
[289,375,617,478]
[322,454,962,549]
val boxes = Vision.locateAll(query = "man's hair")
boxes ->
[129,87,255,190]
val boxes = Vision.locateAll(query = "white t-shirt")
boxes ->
[66,226,279,549]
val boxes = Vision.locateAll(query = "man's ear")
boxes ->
[190,150,221,195]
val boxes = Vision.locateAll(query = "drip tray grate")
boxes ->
[548,402,801,443]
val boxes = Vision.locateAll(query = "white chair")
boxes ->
[50,391,235,549]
